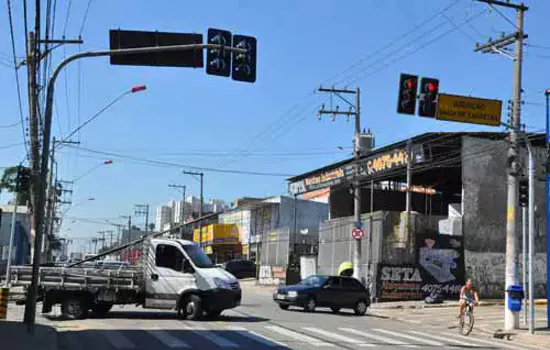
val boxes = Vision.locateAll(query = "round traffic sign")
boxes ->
[352,228,364,240]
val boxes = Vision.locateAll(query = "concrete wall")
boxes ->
[462,136,547,298]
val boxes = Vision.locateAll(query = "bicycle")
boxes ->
[458,298,475,336]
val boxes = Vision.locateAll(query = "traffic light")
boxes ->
[206,28,232,77]
[418,77,439,118]
[397,74,418,115]
[519,178,528,207]
[15,166,31,193]
[232,35,257,83]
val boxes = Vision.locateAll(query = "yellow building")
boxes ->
[193,223,242,263]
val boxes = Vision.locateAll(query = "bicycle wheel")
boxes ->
[461,311,474,336]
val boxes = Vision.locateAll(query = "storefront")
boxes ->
[193,223,242,263]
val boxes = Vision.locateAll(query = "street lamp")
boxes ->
[56,85,147,146]
[73,160,114,182]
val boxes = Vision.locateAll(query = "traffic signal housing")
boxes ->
[397,74,418,115]
[519,177,528,207]
[232,35,257,83]
[418,77,439,118]
[206,28,232,77]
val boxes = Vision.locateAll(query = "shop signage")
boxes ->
[289,144,426,195]
[376,233,465,301]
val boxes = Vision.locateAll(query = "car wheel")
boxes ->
[304,297,316,313]
[61,298,87,320]
[354,300,368,316]
[330,307,341,313]
[279,304,289,310]
[182,295,203,320]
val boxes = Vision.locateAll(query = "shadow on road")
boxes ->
[58,328,291,349]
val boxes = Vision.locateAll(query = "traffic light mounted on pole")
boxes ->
[206,28,232,77]
[232,35,257,83]
[397,74,418,115]
[418,77,439,118]
[519,177,528,207]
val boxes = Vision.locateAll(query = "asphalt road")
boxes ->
[13,287,547,350]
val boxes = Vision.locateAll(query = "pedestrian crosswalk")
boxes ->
[62,322,549,350]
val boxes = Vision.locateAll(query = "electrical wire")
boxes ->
[78,0,93,36]
[6,0,30,160]
[0,121,23,129]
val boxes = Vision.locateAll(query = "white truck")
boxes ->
[10,238,241,320]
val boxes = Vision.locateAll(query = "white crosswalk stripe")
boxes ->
[407,330,481,347]
[103,331,135,349]
[303,328,375,347]
[339,328,418,348]
[180,324,239,348]
[147,330,190,348]
[373,329,444,346]
[225,326,288,347]
[266,325,334,347]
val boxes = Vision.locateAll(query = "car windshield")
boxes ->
[298,275,328,286]
[181,243,215,268]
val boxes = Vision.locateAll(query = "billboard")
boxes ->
[436,93,502,126]
[377,233,465,301]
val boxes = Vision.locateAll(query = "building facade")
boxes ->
[0,205,31,276]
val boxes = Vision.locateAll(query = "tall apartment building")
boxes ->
[155,205,173,231]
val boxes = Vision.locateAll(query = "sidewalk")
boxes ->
[0,320,58,350]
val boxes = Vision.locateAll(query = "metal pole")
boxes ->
[545,89,550,329]
[4,191,19,287]
[200,173,204,248]
[504,6,525,331]
[406,139,413,239]
[45,138,56,262]
[522,205,527,326]
[145,205,150,234]
[352,87,362,283]
[367,179,374,287]
[527,139,535,334]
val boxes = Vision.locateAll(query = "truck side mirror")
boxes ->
[183,260,194,274]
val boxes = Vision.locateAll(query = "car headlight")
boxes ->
[214,277,231,290]
[287,291,298,298]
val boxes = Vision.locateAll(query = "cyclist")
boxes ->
[458,279,479,318]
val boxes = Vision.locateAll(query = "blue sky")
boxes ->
[1,0,549,251]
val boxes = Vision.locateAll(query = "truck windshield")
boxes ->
[181,244,215,268]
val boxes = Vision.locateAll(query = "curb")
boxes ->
[371,301,503,310]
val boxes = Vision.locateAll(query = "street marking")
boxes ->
[441,332,525,349]
[266,325,334,347]
[339,328,418,348]
[373,329,443,346]
[147,330,190,348]
[303,327,375,347]
[407,331,480,347]
[226,326,287,348]
[103,331,135,349]
[180,324,239,348]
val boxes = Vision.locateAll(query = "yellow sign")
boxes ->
[436,94,502,126]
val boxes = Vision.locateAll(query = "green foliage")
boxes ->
[0,166,31,204]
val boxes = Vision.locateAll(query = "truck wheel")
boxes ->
[91,302,113,318]
[61,298,86,320]
[183,295,203,321]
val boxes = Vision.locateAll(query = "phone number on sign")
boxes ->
[421,284,461,294]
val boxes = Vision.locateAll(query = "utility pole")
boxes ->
[120,215,131,262]
[317,86,363,283]
[98,231,106,251]
[134,204,150,233]
[106,230,114,248]
[169,184,186,237]
[406,139,413,242]
[475,0,527,331]
[182,171,204,246]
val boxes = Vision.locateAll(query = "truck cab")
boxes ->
[143,238,241,319]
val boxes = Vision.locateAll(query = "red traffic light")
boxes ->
[405,80,413,89]
[427,83,436,92]
[131,85,147,93]
[104,160,113,165]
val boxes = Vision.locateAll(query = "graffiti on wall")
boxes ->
[465,251,547,298]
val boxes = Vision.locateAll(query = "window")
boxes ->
[156,244,184,271]
[343,278,365,291]
[326,277,342,288]
[181,243,215,268]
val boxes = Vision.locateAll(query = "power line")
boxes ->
[78,0,93,36]
[61,145,295,177]
[6,0,30,160]
[0,121,23,129]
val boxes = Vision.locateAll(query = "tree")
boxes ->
[0,166,31,204]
